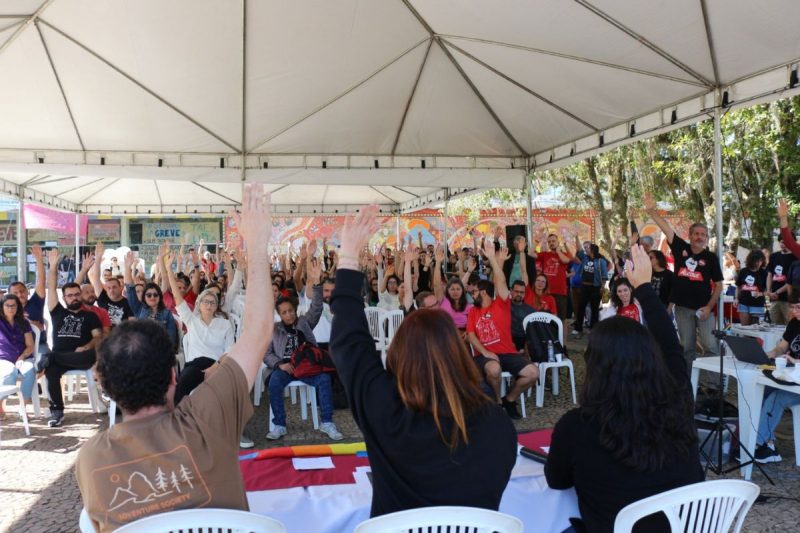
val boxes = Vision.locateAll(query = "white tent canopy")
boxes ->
[0,0,798,214]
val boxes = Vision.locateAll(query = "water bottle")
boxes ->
[547,340,555,363]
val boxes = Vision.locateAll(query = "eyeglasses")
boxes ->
[144,292,160,298]
[199,299,218,306]
[63,292,81,299]
[3,303,17,308]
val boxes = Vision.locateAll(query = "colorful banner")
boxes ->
[88,221,121,243]
[141,221,220,244]
[23,204,88,236]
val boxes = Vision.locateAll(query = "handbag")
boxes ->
[290,342,336,378]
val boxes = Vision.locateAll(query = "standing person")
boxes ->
[536,234,573,320]
[734,250,767,325]
[330,205,516,518]
[572,242,608,337]
[0,294,34,413]
[546,244,702,532]
[644,192,723,371]
[467,239,539,419]
[766,234,798,324]
[162,244,234,405]
[648,250,674,309]
[43,249,102,428]
[76,184,275,532]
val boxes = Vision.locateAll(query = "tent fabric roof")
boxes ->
[0,0,798,214]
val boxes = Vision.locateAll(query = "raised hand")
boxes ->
[124,250,135,269]
[495,246,510,264]
[31,244,43,262]
[482,236,497,261]
[434,244,445,263]
[47,248,59,269]
[778,198,789,221]
[94,241,104,260]
[82,251,95,269]
[643,191,656,211]
[340,205,381,265]
[309,257,323,284]
[230,183,272,254]
[627,244,653,289]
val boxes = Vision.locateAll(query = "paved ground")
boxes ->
[2,334,800,532]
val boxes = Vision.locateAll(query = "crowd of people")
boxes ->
[0,188,799,532]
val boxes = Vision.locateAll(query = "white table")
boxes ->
[247,458,580,533]
[691,355,800,480]
[730,324,786,352]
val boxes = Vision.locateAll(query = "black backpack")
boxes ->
[525,320,566,363]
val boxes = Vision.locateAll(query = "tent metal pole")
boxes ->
[16,199,25,284]
[713,90,724,330]
[443,189,449,259]
[526,174,533,244]
[75,213,80,280]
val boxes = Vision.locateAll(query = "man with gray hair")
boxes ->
[644,193,723,371]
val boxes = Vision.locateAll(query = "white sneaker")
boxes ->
[239,436,255,449]
[266,425,287,440]
[319,422,343,441]
[570,329,580,336]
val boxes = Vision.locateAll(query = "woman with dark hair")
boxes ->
[600,278,644,324]
[648,250,673,308]
[124,251,178,347]
[735,249,767,325]
[432,245,473,332]
[331,205,516,517]
[546,244,702,532]
[378,272,402,311]
[0,294,35,413]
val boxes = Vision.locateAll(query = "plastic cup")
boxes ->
[555,353,563,363]
[775,357,787,371]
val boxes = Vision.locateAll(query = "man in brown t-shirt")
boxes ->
[75,184,274,533]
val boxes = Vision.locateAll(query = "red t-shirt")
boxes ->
[84,304,112,330]
[163,289,196,313]
[618,304,641,323]
[537,251,570,296]
[524,287,557,314]
[467,296,517,355]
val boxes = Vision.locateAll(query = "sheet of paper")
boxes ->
[353,466,373,492]
[292,457,335,470]
[540,446,550,453]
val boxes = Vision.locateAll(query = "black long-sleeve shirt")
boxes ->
[330,269,517,517]
[545,283,702,533]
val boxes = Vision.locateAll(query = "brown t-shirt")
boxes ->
[75,358,253,533]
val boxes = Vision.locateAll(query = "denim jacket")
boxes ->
[575,250,609,287]
[125,284,178,347]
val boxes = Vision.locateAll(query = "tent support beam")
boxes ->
[437,34,706,87]
[699,0,720,86]
[26,175,81,186]
[0,0,56,57]
[153,180,163,209]
[16,199,26,284]
[444,39,599,132]
[77,178,120,205]
[240,0,247,179]
[525,175,533,245]
[434,36,528,156]
[74,213,80,279]
[392,38,433,155]
[191,182,240,204]
[369,186,401,205]
[712,89,724,330]
[248,38,429,152]
[35,20,85,151]
[0,19,24,34]
[38,19,240,152]
[443,189,449,259]
[392,186,420,198]
[574,0,714,87]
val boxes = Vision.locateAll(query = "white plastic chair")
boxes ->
[232,296,246,318]
[522,312,576,408]
[25,323,42,417]
[789,404,800,467]
[229,313,242,340]
[61,368,103,413]
[253,363,267,405]
[500,371,527,418]
[79,507,95,532]
[113,508,285,533]
[383,309,405,348]
[0,383,31,439]
[268,381,319,431]
[613,479,759,533]
[355,506,523,533]
[365,306,385,349]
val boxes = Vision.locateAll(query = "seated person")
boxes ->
[43,250,102,428]
[509,280,535,351]
[545,244,702,532]
[467,239,539,420]
[161,245,234,405]
[0,294,34,413]
[600,278,644,324]
[752,292,800,463]
[75,184,274,533]
[89,243,134,327]
[124,250,178,349]
[525,274,557,315]
[264,254,342,441]
[330,205,517,518]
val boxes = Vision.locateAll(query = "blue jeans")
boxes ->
[268,369,334,427]
[0,357,36,401]
[757,387,800,444]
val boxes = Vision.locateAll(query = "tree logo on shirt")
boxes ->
[93,445,211,526]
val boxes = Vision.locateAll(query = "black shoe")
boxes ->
[502,397,521,420]
[48,409,64,428]
[754,444,781,464]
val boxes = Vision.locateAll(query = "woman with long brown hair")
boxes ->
[330,205,516,518]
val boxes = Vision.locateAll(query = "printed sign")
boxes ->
[88,222,121,243]
[141,222,220,244]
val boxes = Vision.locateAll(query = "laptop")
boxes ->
[724,335,773,365]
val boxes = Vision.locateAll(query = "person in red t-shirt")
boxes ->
[79,284,112,336]
[536,234,573,320]
[600,278,644,324]
[467,239,539,420]
[524,274,557,314]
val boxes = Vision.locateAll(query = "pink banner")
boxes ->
[23,204,88,237]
